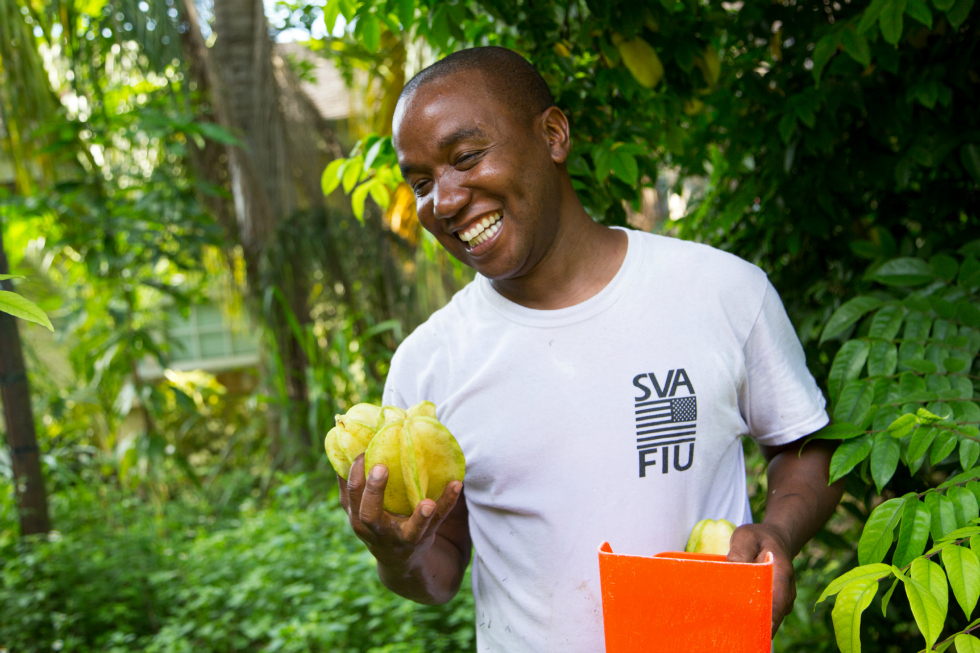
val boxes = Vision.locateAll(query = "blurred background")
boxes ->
[0,0,978,651]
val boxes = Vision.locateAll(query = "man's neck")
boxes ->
[490,201,629,311]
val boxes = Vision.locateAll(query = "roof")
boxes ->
[276,42,352,121]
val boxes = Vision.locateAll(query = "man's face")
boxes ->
[393,72,566,281]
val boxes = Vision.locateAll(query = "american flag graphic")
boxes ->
[635,396,697,450]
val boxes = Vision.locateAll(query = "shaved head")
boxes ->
[399,46,555,124]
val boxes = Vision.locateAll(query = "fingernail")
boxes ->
[370,465,386,480]
[421,504,434,517]
[452,481,462,494]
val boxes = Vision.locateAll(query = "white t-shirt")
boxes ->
[382,228,828,652]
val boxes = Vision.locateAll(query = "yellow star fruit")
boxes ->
[685,518,737,555]
[365,414,466,516]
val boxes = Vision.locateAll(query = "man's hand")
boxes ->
[728,523,797,635]
[338,454,471,605]
[727,438,844,636]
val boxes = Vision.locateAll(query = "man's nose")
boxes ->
[432,177,470,220]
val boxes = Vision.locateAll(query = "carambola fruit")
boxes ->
[364,413,466,516]
[612,33,664,88]
[325,403,383,480]
[685,518,736,555]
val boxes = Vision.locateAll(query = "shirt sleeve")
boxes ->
[739,280,829,446]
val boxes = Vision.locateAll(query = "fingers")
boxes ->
[726,526,762,564]
[398,480,463,543]
[345,455,367,519]
[357,462,390,528]
[770,558,797,635]
[338,473,350,512]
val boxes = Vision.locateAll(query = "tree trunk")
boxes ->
[0,220,50,536]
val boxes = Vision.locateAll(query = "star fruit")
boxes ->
[685,518,737,555]
[364,410,466,516]
[325,403,384,480]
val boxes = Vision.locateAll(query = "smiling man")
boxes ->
[338,46,844,652]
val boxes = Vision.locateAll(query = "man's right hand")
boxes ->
[338,454,471,604]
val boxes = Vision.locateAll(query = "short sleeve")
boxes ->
[740,281,829,446]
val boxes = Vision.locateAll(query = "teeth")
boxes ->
[460,212,502,245]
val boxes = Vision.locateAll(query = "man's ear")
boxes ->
[539,106,571,164]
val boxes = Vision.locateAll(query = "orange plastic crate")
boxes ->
[598,541,773,653]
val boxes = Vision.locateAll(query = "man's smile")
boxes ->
[456,210,503,249]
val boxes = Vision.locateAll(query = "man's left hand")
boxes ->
[727,523,796,636]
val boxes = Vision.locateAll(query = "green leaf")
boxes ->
[359,13,381,51]
[342,155,364,193]
[951,486,980,527]
[363,137,386,170]
[841,26,871,66]
[0,290,54,331]
[926,492,959,540]
[936,526,980,544]
[870,257,935,286]
[868,304,906,340]
[962,440,980,471]
[942,544,980,618]
[831,579,879,653]
[868,340,898,376]
[368,178,391,209]
[905,0,935,24]
[812,30,842,83]
[901,574,947,649]
[397,0,414,27]
[903,358,939,374]
[872,433,901,493]
[939,466,980,489]
[952,375,975,399]
[944,357,968,372]
[321,158,345,196]
[914,556,950,606]
[831,433,875,484]
[808,422,869,441]
[909,427,939,466]
[894,498,932,567]
[593,146,613,182]
[931,254,959,281]
[916,407,944,425]
[0,274,24,281]
[959,257,980,289]
[889,413,919,438]
[822,297,884,343]
[859,0,891,32]
[955,634,980,653]
[830,340,872,402]
[834,381,875,427]
[610,149,639,185]
[881,576,900,615]
[932,430,959,465]
[818,563,894,604]
[933,0,956,11]
[351,181,372,223]
[859,498,905,564]
[904,311,933,339]
[880,0,908,44]
[947,0,976,29]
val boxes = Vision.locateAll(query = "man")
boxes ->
[338,46,844,652]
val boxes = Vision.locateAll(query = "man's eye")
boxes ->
[455,151,483,166]
[412,181,431,196]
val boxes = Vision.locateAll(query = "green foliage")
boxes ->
[0,275,53,330]
[816,244,980,652]
[0,477,475,653]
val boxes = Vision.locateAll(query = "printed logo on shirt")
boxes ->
[632,370,696,478]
